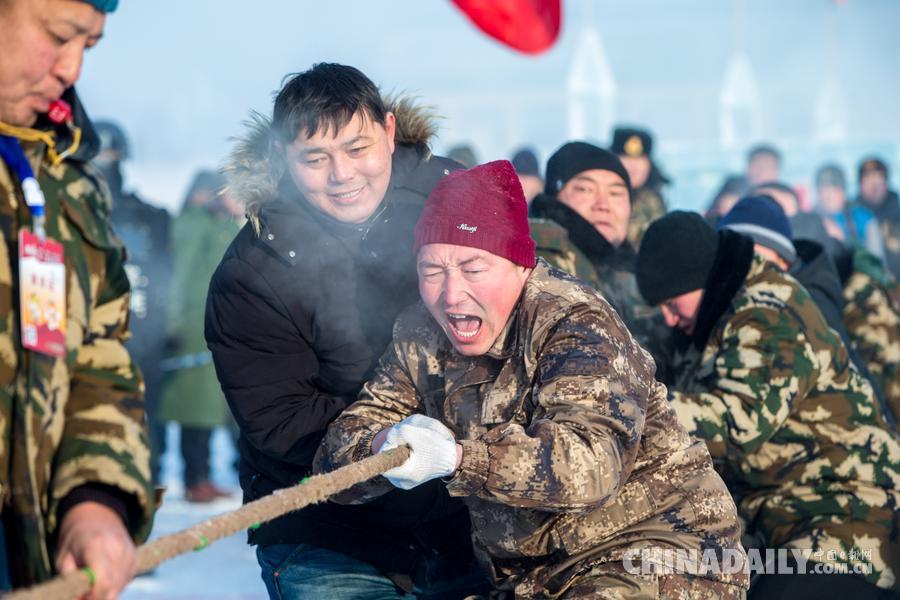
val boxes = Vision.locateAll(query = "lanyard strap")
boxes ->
[0,109,82,168]
[0,134,47,235]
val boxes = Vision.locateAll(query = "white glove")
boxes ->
[380,414,459,490]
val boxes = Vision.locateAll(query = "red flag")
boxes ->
[451,0,562,55]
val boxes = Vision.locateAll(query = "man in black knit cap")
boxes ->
[530,141,671,377]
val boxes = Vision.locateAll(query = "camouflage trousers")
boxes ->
[560,563,743,600]
[765,509,900,592]
[478,562,746,599]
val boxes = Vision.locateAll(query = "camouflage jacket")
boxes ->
[528,217,600,289]
[529,194,672,379]
[0,116,153,585]
[319,260,747,597]
[866,191,900,281]
[670,254,900,590]
[626,185,667,250]
[841,245,900,430]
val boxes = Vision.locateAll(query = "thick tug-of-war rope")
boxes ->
[7,446,411,600]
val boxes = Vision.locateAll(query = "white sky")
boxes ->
[77,0,900,211]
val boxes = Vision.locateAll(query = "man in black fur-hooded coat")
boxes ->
[205,63,486,598]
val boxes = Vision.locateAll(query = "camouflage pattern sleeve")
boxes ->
[47,172,153,541]
[529,218,601,289]
[315,336,422,501]
[626,187,667,249]
[669,306,813,459]
[843,250,900,426]
[446,303,653,512]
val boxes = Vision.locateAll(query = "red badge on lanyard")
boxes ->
[19,230,67,357]
[0,117,69,358]
[47,99,72,125]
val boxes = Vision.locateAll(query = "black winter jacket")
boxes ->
[205,134,474,577]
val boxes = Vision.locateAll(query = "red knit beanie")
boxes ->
[414,160,536,267]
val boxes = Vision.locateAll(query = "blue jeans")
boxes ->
[0,525,11,592]
[257,543,489,600]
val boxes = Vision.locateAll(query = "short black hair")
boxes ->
[747,144,781,165]
[272,63,387,143]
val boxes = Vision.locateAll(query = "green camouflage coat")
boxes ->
[319,260,747,598]
[528,217,600,289]
[841,245,900,430]
[0,129,153,585]
[627,186,667,250]
[670,255,900,591]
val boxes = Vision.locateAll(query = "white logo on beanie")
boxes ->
[457,223,477,233]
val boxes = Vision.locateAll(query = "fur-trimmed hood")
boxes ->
[223,96,440,229]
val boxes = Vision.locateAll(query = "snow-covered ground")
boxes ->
[123,426,267,600]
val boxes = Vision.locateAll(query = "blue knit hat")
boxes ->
[718,194,797,264]
[80,0,118,12]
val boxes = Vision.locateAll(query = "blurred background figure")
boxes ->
[511,146,543,205]
[446,143,479,167]
[159,171,243,503]
[94,120,172,486]
[855,157,900,279]
[745,143,781,186]
[814,163,884,256]
[705,175,750,225]
[718,195,864,382]
[610,126,669,248]
[790,213,900,431]
[717,195,900,427]
[750,181,801,217]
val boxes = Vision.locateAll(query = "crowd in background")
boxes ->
[91,86,900,599]
[94,121,244,503]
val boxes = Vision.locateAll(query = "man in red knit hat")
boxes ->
[318,160,748,598]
